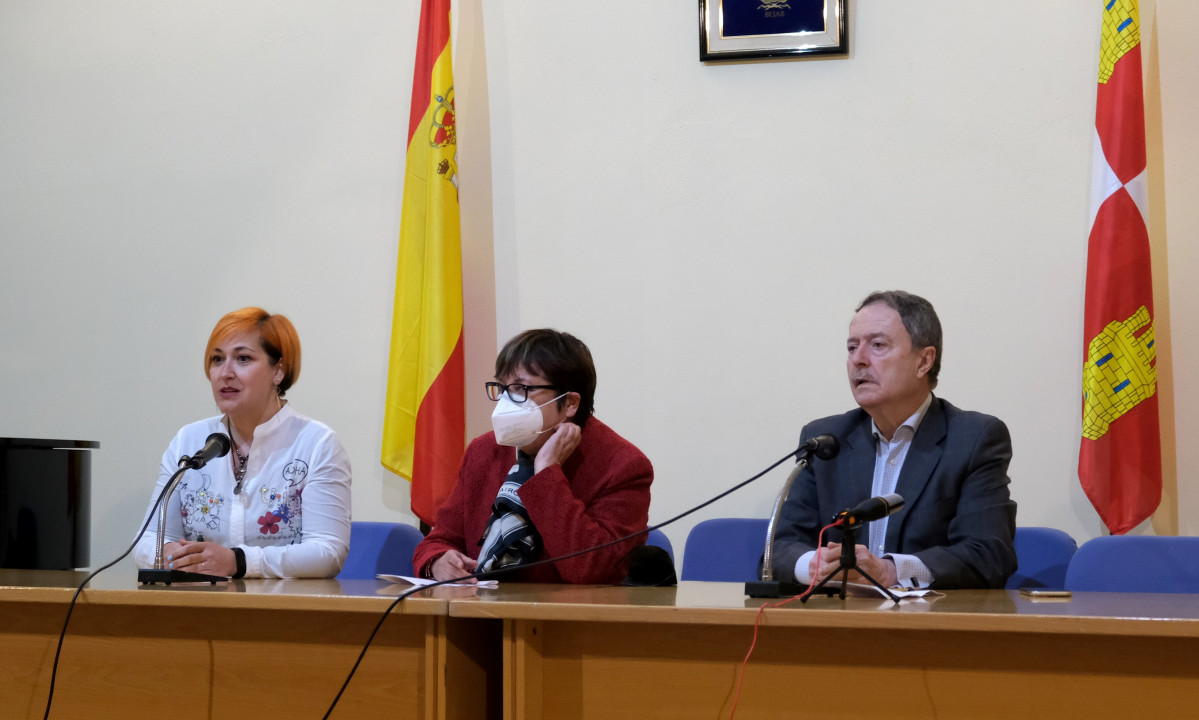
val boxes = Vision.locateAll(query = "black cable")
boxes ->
[475,445,800,581]
[320,577,452,719]
[322,445,802,718]
[42,464,186,720]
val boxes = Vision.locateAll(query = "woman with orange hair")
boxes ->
[132,307,351,578]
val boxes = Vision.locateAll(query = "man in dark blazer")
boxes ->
[772,291,1017,589]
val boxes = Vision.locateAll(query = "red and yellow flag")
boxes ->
[1079,0,1160,535]
[382,0,465,526]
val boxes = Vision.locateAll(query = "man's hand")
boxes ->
[809,542,899,588]
[534,421,581,474]
[168,540,237,577]
[431,550,479,583]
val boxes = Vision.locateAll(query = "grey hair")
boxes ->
[856,290,942,389]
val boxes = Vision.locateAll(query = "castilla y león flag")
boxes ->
[1079,0,1160,535]
[382,0,465,526]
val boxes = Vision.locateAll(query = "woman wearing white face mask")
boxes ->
[413,329,654,584]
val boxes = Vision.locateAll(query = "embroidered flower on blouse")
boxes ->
[257,511,281,535]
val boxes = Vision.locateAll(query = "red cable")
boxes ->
[728,518,844,719]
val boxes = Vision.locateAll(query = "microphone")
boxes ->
[747,433,841,598]
[800,493,907,604]
[139,432,233,586]
[837,493,905,527]
[797,433,839,461]
[178,433,231,470]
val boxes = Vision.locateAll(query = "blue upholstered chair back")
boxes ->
[678,522,1083,588]
[1065,535,1199,593]
[336,521,424,580]
[1006,526,1078,590]
[680,518,769,583]
[646,527,675,564]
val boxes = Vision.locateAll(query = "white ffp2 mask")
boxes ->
[490,391,567,447]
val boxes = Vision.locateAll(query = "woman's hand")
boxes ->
[162,541,184,561]
[534,421,582,474]
[430,550,479,583]
[168,540,237,577]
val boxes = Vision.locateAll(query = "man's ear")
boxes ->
[915,347,936,378]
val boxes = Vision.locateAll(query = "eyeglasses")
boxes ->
[484,382,557,403]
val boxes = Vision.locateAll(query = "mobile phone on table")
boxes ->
[1019,588,1072,598]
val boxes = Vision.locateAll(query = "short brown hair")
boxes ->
[204,307,301,397]
[495,329,596,425]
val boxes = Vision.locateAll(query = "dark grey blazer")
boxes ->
[771,397,1017,589]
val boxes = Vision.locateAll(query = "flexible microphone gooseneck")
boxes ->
[138,432,233,585]
[43,432,233,719]
[747,434,841,598]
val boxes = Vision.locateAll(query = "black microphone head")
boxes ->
[204,432,231,460]
[181,433,230,470]
[839,492,906,526]
[799,433,840,461]
[811,433,839,460]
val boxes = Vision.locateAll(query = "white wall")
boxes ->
[1,0,1195,573]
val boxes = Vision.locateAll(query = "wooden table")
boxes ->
[1,570,496,720]
[450,582,1199,720]
[10,573,1199,719]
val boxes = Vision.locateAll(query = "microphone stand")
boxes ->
[801,523,899,604]
[745,454,835,599]
[137,460,228,586]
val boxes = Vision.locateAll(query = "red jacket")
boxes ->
[412,417,653,584]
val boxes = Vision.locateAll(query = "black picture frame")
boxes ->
[699,0,848,62]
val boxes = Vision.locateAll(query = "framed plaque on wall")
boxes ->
[700,0,848,62]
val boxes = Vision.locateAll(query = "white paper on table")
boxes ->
[819,580,942,599]
[377,574,498,588]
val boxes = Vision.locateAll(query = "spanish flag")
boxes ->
[382,0,465,526]
[1079,0,1161,535]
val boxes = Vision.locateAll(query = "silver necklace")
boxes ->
[233,448,248,494]
[226,418,249,494]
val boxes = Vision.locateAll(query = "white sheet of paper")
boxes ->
[820,580,941,599]
[377,573,498,588]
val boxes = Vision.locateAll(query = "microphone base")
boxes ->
[745,580,835,598]
[138,568,228,586]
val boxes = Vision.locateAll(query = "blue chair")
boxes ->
[337,521,424,580]
[646,527,675,564]
[1006,526,1078,590]
[680,518,769,582]
[1065,535,1199,593]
